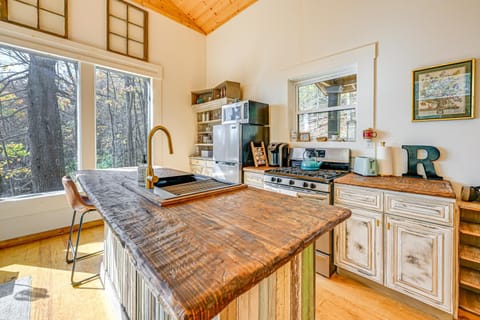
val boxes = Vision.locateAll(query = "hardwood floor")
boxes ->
[0,225,479,320]
[0,226,117,319]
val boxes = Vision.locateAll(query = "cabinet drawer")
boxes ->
[384,192,454,226]
[205,160,215,168]
[335,185,383,211]
[190,159,205,166]
[244,172,264,188]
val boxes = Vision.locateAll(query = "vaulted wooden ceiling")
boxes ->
[132,0,257,35]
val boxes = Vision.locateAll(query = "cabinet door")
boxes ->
[334,207,383,284]
[190,165,203,175]
[385,215,453,313]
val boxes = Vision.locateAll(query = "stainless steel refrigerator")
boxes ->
[213,123,269,183]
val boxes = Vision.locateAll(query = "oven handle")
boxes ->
[296,193,329,201]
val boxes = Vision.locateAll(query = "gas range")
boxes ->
[263,147,350,279]
[263,147,350,195]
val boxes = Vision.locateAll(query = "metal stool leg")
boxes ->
[68,209,103,286]
[66,210,77,263]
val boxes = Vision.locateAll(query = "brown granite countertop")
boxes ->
[242,166,272,173]
[335,173,456,199]
[76,168,351,320]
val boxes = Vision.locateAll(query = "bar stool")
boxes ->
[62,176,103,286]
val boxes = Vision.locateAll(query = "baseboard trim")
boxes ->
[0,219,104,250]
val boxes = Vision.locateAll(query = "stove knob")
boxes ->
[310,183,316,189]
[271,177,277,182]
[289,180,295,185]
[277,178,282,183]
[303,182,309,188]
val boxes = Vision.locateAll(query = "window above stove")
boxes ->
[287,43,376,148]
[296,72,357,142]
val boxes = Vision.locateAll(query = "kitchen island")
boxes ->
[76,169,351,320]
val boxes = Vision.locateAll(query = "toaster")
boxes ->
[353,157,378,176]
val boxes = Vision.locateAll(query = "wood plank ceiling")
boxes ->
[132,0,257,35]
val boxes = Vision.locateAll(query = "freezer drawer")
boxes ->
[213,162,241,184]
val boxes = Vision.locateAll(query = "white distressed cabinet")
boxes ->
[334,183,455,314]
[385,214,453,313]
[335,206,383,283]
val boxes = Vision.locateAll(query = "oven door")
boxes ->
[264,184,332,251]
[265,183,335,277]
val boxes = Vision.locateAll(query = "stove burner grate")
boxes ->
[266,167,345,181]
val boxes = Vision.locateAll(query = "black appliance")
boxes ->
[267,143,288,167]
[221,100,269,125]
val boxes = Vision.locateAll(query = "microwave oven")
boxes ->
[221,100,269,125]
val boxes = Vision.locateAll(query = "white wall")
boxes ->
[206,0,480,189]
[0,0,205,240]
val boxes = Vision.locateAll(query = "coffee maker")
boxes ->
[267,143,289,167]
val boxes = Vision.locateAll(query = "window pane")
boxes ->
[0,44,78,198]
[298,74,357,112]
[298,109,356,141]
[298,83,328,112]
[95,67,150,169]
[296,73,357,141]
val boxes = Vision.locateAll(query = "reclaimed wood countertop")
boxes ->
[76,169,351,320]
[335,173,456,199]
[242,166,272,173]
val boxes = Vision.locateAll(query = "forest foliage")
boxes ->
[0,45,150,198]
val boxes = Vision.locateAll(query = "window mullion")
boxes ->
[78,62,96,170]
[297,105,356,115]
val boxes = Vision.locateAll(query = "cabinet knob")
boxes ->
[387,222,391,230]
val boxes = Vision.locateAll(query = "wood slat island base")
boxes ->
[104,224,315,320]
[77,169,351,320]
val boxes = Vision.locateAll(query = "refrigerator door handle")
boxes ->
[215,161,237,166]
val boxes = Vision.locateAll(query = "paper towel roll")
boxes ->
[377,142,393,176]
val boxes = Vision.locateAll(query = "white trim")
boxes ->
[297,105,357,115]
[291,64,357,85]
[79,62,97,170]
[286,43,377,155]
[0,21,163,79]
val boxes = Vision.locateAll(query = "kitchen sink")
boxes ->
[124,168,246,205]
[152,174,237,199]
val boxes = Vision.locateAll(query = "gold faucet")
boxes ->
[145,125,174,189]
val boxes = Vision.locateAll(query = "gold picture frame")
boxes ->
[412,58,475,122]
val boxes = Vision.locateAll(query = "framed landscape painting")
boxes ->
[412,59,475,121]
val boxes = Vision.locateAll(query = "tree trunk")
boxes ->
[27,55,65,193]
